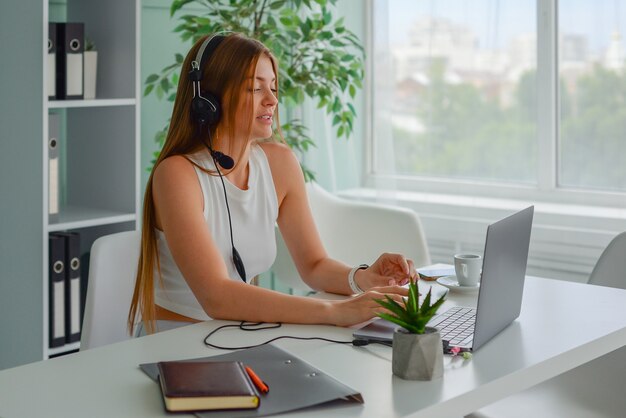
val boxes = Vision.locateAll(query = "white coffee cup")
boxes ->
[454,254,482,287]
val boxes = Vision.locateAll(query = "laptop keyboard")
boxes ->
[428,306,476,347]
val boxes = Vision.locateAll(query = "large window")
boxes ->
[370,0,626,203]
[559,1,626,191]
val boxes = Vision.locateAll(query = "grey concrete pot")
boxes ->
[392,326,443,380]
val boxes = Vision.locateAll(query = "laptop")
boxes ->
[353,206,534,352]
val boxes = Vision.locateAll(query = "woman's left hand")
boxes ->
[355,253,417,291]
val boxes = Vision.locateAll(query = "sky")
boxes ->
[384,0,626,54]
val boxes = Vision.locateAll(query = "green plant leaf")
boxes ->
[377,313,420,334]
[319,30,332,40]
[145,74,159,84]
[407,281,418,313]
[143,84,154,97]
[374,296,406,319]
[332,97,341,113]
[170,0,195,17]
[270,0,287,10]
[173,23,186,33]
[373,280,446,334]
[421,287,432,313]
[424,292,447,318]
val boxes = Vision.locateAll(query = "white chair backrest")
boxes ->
[588,231,626,289]
[272,183,431,291]
[80,230,140,350]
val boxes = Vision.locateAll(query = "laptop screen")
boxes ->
[471,206,533,351]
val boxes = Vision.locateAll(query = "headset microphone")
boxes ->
[210,150,234,170]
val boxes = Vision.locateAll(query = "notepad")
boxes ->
[157,361,260,412]
[417,264,455,281]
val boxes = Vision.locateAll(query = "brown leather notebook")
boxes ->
[157,360,260,412]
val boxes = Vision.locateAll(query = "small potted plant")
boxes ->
[375,281,447,380]
[84,38,97,99]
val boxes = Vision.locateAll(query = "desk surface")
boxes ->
[1,277,626,418]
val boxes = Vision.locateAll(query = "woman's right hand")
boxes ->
[329,285,409,327]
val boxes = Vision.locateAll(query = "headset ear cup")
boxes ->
[191,93,221,126]
[202,91,221,125]
[191,96,210,125]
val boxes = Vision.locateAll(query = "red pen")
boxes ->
[245,365,269,394]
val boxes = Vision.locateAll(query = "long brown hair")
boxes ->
[128,33,281,335]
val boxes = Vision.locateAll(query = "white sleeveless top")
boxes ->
[154,144,279,320]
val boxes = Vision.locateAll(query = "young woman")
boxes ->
[128,33,417,335]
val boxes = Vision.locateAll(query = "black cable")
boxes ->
[203,321,392,350]
[201,126,246,282]
[206,128,235,257]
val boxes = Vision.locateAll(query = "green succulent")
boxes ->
[375,281,447,334]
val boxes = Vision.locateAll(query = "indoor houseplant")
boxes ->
[144,0,365,180]
[375,281,447,380]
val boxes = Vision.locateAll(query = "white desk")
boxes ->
[1,277,626,418]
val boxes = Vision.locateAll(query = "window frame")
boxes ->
[364,0,626,209]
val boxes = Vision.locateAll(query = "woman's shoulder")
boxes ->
[153,155,200,190]
[256,141,303,201]
[256,141,299,171]
[155,154,196,175]
[152,155,204,210]
[257,141,292,157]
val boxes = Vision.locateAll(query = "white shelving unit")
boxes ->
[48,98,136,109]
[43,0,141,360]
[0,0,140,368]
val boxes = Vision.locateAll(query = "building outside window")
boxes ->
[370,0,626,203]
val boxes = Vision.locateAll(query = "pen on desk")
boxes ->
[245,366,269,394]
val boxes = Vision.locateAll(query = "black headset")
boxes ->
[189,33,246,282]
[189,33,234,169]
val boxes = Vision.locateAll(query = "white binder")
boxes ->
[48,113,60,224]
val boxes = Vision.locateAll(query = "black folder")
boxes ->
[140,344,363,417]
[49,234,66,348]
[48,23,57,99]
[79,251,91,329]
[55,22,84,99]
[53,232,82,343]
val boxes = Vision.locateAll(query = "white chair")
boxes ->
[272,182,431,291]
[588,231,626,288]
[80,230,140,350]
[467,232,626,418]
